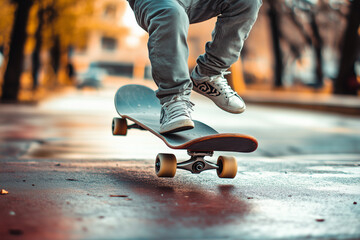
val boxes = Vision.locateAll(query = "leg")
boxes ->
[131,0,192,104]
[188,0,262,114]
[194,0,263,76]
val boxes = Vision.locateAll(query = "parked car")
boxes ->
[76,65,107,89]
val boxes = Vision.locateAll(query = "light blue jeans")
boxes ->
[128,0,262,104]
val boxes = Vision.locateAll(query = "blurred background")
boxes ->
[0,0,359,102]
[0,2,359,238]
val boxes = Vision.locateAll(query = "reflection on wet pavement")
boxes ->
[109,166,251,228]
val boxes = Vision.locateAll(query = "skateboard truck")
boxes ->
[113,117,241,178]
[155,151,238,178]
[177,151,218,174]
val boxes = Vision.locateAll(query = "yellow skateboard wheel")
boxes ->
[112,117,127,136]
[217,156,238,178]
[155,153,177,177]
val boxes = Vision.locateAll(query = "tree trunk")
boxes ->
[51,35,61,76]
[1,0,33,101]
[268,0,283,88]
[309,12,323,88]
[32,7,44,90]
[333,0,360,95]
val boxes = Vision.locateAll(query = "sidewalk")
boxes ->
[243,90,360,115]
[6,76,360,115]
[106,77,360,115]
[104,77,360,115]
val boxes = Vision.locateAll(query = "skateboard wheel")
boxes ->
[155,153,177,178]
[217,156,238,178]
[112,117,127,136]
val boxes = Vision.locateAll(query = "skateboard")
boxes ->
[112,84,258,178]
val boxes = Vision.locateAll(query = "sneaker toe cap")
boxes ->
[228,96,246,113]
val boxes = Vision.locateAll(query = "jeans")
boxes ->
[128,0,262,104]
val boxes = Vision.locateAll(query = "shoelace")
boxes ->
[161,98,194,124]
[209,72,237,98]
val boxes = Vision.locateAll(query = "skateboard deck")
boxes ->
[113,84,258,178]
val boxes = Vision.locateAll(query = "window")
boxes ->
[101,37,117,51]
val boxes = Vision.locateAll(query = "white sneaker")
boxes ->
[160,97,195,134]
[191,71,246,114]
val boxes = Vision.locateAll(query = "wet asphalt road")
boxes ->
[1,80,360,239]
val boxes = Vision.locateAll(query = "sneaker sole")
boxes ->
[160,119,195,134]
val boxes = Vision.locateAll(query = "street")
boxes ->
[1,79,360,239]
